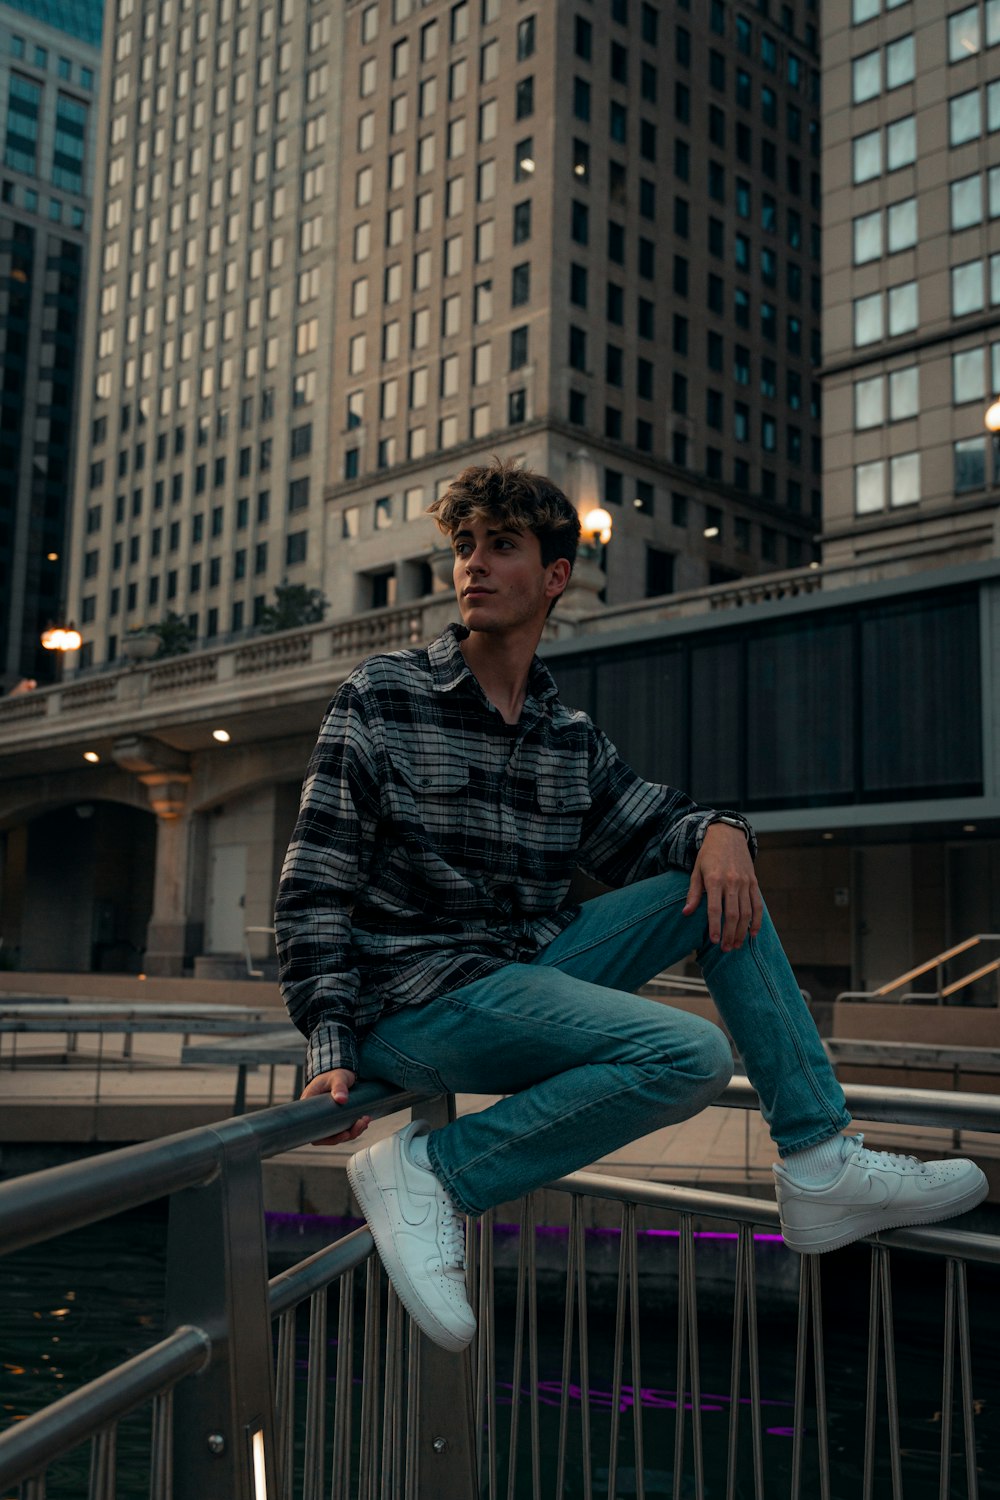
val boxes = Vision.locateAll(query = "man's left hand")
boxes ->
[682,823,763,952]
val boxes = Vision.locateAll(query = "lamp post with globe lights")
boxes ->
[559,447,614,621]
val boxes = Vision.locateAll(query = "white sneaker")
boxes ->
[347,1119,476,1353]
[774,1133,989,1254]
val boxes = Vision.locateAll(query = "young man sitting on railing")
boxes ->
[275,460,987,1354]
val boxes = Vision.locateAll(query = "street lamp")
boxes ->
[986,399,1000,433]
[569,448,614,551]
[40,623,82,652]
[559,448,614,620]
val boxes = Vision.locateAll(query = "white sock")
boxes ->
[783,1134,849,1187]
[407,1130,432,1172]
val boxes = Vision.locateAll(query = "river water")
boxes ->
[1,1208,997,1498]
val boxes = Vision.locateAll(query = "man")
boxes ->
[276,459,986,1354]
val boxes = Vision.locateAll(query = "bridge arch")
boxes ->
[0,799,156,974]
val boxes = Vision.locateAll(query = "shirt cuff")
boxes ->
[306,1018,360,1083]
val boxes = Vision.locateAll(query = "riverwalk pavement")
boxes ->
[1,1027,998,1227]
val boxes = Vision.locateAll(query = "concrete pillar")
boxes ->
[143,806,201,977]
[111,736,200,977]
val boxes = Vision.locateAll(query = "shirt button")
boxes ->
[420,777,432,786]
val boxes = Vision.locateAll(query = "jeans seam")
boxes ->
[431,990,675,1049]
[538,888,693,969]
[746,935,846,1134]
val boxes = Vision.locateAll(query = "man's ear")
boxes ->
[546,557,572,599]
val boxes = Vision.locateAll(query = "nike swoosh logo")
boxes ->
[832,1173,894,1208]
[395,1195,432,1227]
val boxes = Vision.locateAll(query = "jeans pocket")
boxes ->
[358,1033,447,1096]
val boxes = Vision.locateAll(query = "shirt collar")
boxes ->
[428,622,560,707]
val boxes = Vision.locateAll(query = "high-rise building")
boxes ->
[821,0,1000,574]
[67,0,823,670]
[0,0,101,688]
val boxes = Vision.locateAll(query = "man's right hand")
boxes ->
[300,1068,371,1146]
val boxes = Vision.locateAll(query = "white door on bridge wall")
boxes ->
[206,843,247,954]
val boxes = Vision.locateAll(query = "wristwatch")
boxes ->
[708,814,749,838]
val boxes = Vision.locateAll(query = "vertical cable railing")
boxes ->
[0,1080,998,1497]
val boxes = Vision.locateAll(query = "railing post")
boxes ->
[164,1124,278,1499]
[412,1095,481,1499]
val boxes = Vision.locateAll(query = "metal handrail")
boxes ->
[0,1080,425,1259]
[243,925,277,979]
[837,932,1000,1004]
[1,1077,998,1262]
[0,1326,210,1483]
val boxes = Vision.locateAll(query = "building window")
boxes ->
[854,292,883,346]
[949,7,980,63]
[890,451,920,507]
[855,459,884,514]
[953,348,985,405]
[954,436,987,492]
[568,325,587,371]
[888,366,919,420]
[887,115,916,170]
[852,50,879,104]
[852,129,881,184]
[952,260,985,317]
[888,197,918,251]
[570,263,587,308]
[571,200,589,244]
[950,90,981,147]
[886,34,914,90]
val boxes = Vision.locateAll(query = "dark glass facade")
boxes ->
[544,588,983,812]
[3,0,102,47]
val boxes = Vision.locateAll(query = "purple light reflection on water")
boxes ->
[265,1211,783,1245]
[491,1379,794,1419]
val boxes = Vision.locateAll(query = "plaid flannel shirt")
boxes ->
[275,623,757,1081]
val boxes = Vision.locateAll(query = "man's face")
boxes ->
[451,515,566,635]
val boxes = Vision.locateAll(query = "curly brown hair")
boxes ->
[427,457,581,570]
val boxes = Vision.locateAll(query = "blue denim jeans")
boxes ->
[356,871,851,1216]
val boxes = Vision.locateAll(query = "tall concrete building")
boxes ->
[0,0,101,689]
[822,0,1000,573]
[67,0,824,669]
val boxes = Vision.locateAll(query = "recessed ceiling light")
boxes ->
[83,750,100,763]
[963,824,977,833]
[212,728,231,743]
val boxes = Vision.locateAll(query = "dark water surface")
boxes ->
[0,1209,997,1498]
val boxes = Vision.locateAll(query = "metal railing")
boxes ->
[837,934,1000,1005]
[0,1080,997,1498]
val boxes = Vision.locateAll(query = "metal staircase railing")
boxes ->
[837,933,1000,1004]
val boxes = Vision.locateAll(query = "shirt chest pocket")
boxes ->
[390,736,472,848]
[397,755,470,797]
[530,772,593,852]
